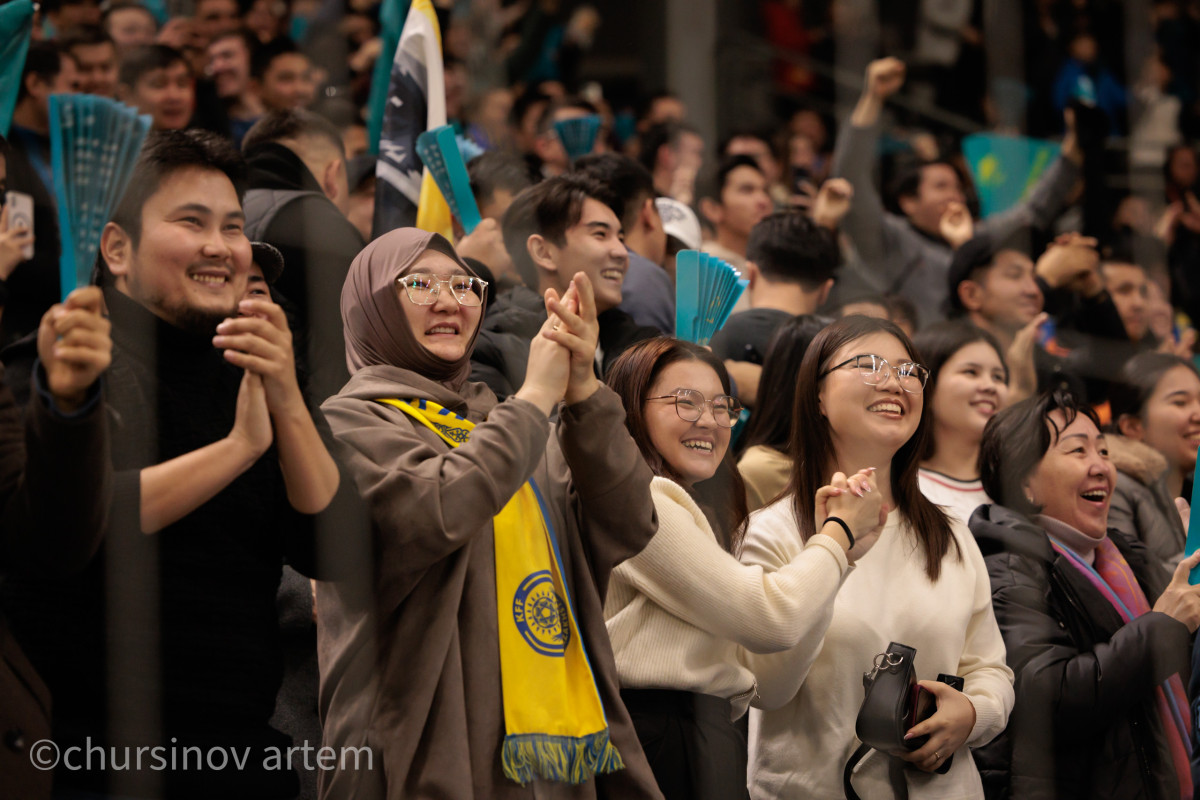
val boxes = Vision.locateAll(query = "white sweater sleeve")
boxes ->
[953,523,1016,747]
[736,498,851,710]
[613,479,851,654]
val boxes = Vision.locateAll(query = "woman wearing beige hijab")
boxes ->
[316,228,664,800]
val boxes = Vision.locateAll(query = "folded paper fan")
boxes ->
[553,115,602,162]
[416,125,483,235]
[0,0,35,136]
[674,250,747,346]
[49,94,151,300]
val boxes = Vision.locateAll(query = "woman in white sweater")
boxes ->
[740,316,1014,799]
[604,337,887,800]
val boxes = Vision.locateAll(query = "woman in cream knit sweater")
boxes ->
[604,338,887,800]
[740,316,1014,799]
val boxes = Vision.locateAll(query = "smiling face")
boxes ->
[819,332,923,459]
[1125,364,1200,473]
[128,60,195,130]
[1025,410,1116,538]
[931,340,1009,443]
[207,35,251,99]
[644,359,731,486]
[70,41,118,97]
[397,250,483,363]
[258,52,316,111]
[106,6,158,49]
[542,196,627,312]
[107,166,251,333]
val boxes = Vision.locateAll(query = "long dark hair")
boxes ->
[607,337,749,553]
[1109,351,1200,430]
[788,316,957,580]
[912,321,1009,461]
[739,314,827,454]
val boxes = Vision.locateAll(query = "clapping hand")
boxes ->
[815,467,887,559]
[544,272,602,405]
[213,299,303,414]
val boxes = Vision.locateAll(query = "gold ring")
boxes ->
[934,751,941,761]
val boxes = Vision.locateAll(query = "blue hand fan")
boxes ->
[553,115,602,162]
[0,0,35,136]
[674,250,747,346]
[416,125,483,235]
[49,94,151,300]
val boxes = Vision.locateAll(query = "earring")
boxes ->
[1025,494,1036,505]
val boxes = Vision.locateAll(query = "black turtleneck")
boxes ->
[0,287,313,798]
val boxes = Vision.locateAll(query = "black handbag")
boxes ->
[843,642,963,799]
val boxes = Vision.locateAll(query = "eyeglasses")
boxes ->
[820,354,929,394]
[648,389,743,428]
[396,273,488,307]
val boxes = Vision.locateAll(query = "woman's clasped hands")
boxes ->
[816,467,888,560]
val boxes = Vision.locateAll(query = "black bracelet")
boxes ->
[823,516,855,549]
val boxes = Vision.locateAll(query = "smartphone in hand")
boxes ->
[4,191,34,261]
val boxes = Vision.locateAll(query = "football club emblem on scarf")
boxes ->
[374,397,625,785]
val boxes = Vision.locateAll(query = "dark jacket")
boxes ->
[970,504,1190,800]
[3,126,62,347]
[0,289,331,798]
[1107,435,1184,575]
[243,141,366,406]
[0,366,109,800]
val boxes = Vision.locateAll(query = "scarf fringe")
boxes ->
[501,731,624,786]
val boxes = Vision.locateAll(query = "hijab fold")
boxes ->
[341,228,485,391]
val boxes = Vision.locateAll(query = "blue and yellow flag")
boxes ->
[373,0,454,241]
[962,134,1061,219]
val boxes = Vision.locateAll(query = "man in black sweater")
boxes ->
[2,130,343,799]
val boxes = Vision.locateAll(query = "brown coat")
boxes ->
[317,365,663,800]
[0,369,109,800]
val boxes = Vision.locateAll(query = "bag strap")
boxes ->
[843,743,871,800]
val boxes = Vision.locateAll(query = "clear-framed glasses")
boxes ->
[647,389,743,428]
[819,354,929,394]
[396,272,488,307]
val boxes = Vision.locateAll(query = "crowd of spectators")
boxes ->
[6,0,1200,799]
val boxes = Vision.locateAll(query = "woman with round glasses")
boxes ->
[317,229,664,798]
[913,321,1011,527]
[741,315,1013,799]
[604,337,886,800]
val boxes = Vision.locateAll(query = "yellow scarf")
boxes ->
[375,398,624,785]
